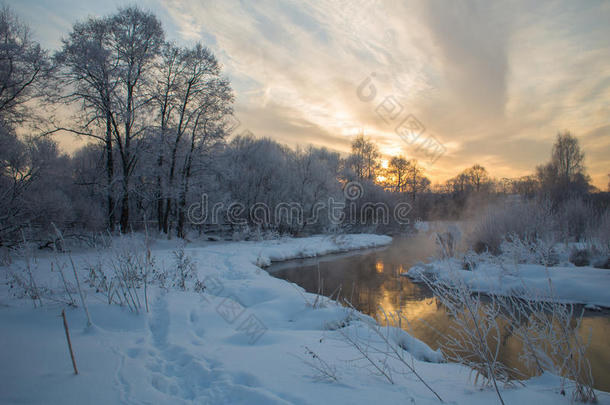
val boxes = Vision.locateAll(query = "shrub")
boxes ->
[592,256,610,270]
[467,198,558,256]
[557,198,589,243]
[85,236,154,313]
[569,248,590,267]
[501,296,597,403]
[501,236,560,267]
[419,274,512,405]
[172,244,196,290]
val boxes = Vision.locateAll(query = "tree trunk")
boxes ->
[162,139,181,235]
[105,114,115,231]
[156,153,164,232]
[162,82,193,236]
[120,178,129,232]
[120,150,130,232]
[176,152,193,238]
[176,180,188,238]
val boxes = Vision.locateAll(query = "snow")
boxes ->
[406,259,610,308]
[1,234,609,404]
[414,220,430,232]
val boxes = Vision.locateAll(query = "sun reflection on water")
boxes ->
[269,234,610,391]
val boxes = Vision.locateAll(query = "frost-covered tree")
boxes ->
[221,136,292,227]
[384,156,409,193]
[552,131,585,181]
[54,15,119,229]
[465,164,489,193]
[69,143,107,229]
[0,122,79,244]
[347,134,380,181]
[151,42,233,236]
[292,146,342,232]
[55,8,235,236]
[404,159,430,200]
[107,7,164,231]
[0,122,32,241]
[55,7,164,231]
[443,164,491,198]
[536,131,590,202]
[384,156,429,200]
[0,6,54,243]
[0,5,49,125]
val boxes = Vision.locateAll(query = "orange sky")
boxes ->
[14,0,610,189]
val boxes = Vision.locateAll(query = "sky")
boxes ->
[10,0,610,188]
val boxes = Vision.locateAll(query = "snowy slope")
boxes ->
[1,234,608,404]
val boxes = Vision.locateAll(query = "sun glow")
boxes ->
[375,260,384,273]
[341,126,365,137]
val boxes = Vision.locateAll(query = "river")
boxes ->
[267,233,610,391]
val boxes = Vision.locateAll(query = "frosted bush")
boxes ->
[172,244,196,291]
[500,235,559,267]
[468,199,558,256]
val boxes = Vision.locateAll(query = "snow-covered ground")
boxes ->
[406,258,610,308]
[1,234,609,404]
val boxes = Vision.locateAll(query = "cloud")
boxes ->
[155,0,610,188]
[14,0,610,188]
[418,0,511,120]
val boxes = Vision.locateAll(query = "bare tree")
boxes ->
[0,5,53,242]
[55,7,164,231]
[151,43,181,231]
[509,175,538,198]
[466,164,490,192]
[0,5,49,125]
[552,131,584,181]
[385,156,409,193]
[54,16,119,230]
[0,123,75,243]
[287,146,342,233]
[404,159,430,200]
[152,43,231,235]
[176,75,233,238]
[109,7,164,231]
[348,134,380,181]
[536,131,590,201]
[0,123,33,240]
[444,164,490,195]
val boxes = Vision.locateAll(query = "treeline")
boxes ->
[0,5,607,246]
[429,131,606,219]
[349,130,607,221]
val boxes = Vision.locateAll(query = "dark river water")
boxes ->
[268,233,610,391]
